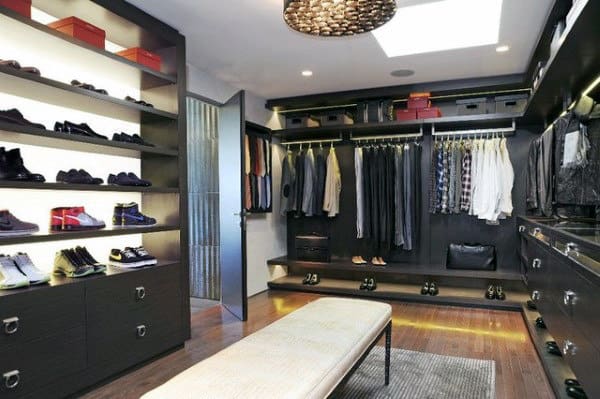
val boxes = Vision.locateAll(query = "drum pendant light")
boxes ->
[284,0,397,36]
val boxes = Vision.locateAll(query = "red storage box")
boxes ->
[48,17,105,49]
[407,96,431,110]
[417,107,442,119]
[396,109,418,121]
[117,47,162,72]
[0,0,31,18]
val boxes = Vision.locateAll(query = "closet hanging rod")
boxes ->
[281,135,343,146]
[350,127,424,142]
[431,119,516,137]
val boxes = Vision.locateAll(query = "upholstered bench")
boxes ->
[142,297,392,399]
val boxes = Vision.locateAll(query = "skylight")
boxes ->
[372,0,503,57]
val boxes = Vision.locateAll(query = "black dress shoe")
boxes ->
[359,278,369,290]
[495,285,506,301]
[0,59,21,69]
[0,148,45,182]
[0,108,46,130]
[428,282,438,296]
[302,273,312,285]
[527,300,537,310]
[566,386,588,399]
[366,277,377,291]
[56,169,102,184]
[62,121,108,140]
[309,273,320,285]
[127,172,152,187]
[565,379,580,387]
[486,285,496,300]
[420,281,429,295]
[535,317,546,329]
[20,66,41,75]
[131,134,155,147]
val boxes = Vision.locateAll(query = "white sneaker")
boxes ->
[11,253,50,285]
[0,255,29,290]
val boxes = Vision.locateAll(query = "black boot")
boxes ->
[3,148,45,182]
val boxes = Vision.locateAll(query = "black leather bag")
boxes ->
[446,243,497,271]
[295,234,330,262]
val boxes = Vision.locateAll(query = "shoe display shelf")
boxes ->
[0,1,188,398]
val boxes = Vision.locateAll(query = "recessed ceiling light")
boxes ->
[372,0,503,57]
[301,70,313,77]
[390,69,415,77]
[496,45,510,53]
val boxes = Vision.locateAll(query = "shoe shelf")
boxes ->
[0,181,179,193]
[521,305,575,399]
[271,112,523,140]
[268,275,529,311]
[0,121,178,158]
[0,65,178,122]
[523,0,600,125]
[0,6,177,90]
[267,256,524,281]
[0,224,180,245]
[0,259,178,298]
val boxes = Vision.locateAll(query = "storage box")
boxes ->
[456,97,488,115]
[319,111,353,126]
[117,47,162,72]
[285,114,320,129]
[295,234,330,262]
[0,0,31,18]
[407,96,430,110]
[495,94,528,114]
[396,109,418,121]
[356,100,394,123]
[48,17,106,49]
[417,107,442,119]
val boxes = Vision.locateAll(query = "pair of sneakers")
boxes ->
[53,247,106,278]
[302,272,320,285]
[109,247,157,268]
[0,253,50,289]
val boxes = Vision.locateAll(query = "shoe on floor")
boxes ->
[352,256,366,265]
[302,273,312,285]
[113,202,156,226]
[359,278,369,290]
[308,273,320,285]
[0,254,29,289]
[109,248,149,268]
[0,209,39,236]
[428,282,438,296]
[10,253,50,285]
[53,249,95,278]
[566,386,588,399]
[421,281,430,295]
[366,277,377,291]
[495,285,506,301]
[486,285,496,300]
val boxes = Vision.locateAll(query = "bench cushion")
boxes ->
[142,297,392,399]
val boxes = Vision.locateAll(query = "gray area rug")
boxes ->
[331,347,495,399]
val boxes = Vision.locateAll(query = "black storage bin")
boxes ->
[356,99,393,123]
[285,114,320,129]
[495,94,528,114]
[319,111,354,126]
[446,243,497,270]
[295,234,330,262]
[456,97,489,115]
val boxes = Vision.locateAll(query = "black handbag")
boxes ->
[295,234,330,262]
[446,243,497,271]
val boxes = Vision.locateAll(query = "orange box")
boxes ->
[417,107,442,119]
[117,47,162,72]
[0,0,31,18]
[48,17,106,49]
[407,96,431,110]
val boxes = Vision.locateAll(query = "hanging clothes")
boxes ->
[428,143,438,214]
[280,150,294,215]
[323,147,341,217]
[452,142,463,214]
[294,150,305,217]
[355,147,364,238]
[459,144,473,212]
[394,145,404,247]
[403,143,414,250]
[302,148,316,216]
[314,149,327,216]
[362,146,372,239]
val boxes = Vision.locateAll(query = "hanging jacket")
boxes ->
[314,150,327,216]
[302,149,316,216]
[355,147,364,238]
[294,151,305,216]
[323,147,341,217]
[280,151,294,215]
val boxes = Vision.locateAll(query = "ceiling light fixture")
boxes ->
[496,45,510,52]
[283,0,397,37]
[373,0,503,57]
[302,70,313,76]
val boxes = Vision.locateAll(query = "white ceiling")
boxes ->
[127,0,553,99]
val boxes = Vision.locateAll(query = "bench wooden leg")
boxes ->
[385,321,391,386]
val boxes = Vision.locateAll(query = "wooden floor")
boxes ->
[83,290,554,399]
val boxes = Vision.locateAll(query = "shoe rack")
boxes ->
[0,1,188,398]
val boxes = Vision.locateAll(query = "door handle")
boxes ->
[136,325,147,338]
[531,290,541,301]
[563,290,577,306]
[532,258,542,269]
[3,317,19,335]
[3,370,19,389]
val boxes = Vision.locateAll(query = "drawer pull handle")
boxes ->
[137,325,147,338]
[3,370,19,389]
[532,258,542,269]
[563,339,577,356]
[531,290,541,301]
[3,317,19,335]
[518,225,526,233]
[136,286,146,300]
[564,290,577,306]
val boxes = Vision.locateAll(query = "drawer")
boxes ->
[541,299,600,398]
[0,284,85,348]
[0,326,86,398]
